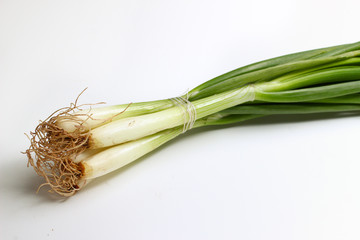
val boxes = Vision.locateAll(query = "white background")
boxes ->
[1,0,360,239]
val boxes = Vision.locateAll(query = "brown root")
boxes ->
[25,97,93,196]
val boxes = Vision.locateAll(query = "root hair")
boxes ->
[25,90,95,196]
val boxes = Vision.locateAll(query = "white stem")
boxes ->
[89,85,256,148]
[57,99,174,132]
[89,107,185,148]
[82,128,182,179]
[58,106,128,133]
[73,149,103,163]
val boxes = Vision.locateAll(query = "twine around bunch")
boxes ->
[171,95,197,133]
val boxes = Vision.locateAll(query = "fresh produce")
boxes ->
[26,41,360,196]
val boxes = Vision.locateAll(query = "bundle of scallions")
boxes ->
[26,41,360,196]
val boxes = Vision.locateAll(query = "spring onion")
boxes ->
[26,41,360,196]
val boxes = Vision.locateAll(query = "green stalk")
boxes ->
[221,103,360,115]
[188,42,360,100]
[247,94,360,105]
[263,66,360,92]
[256,80,360,103]
[188,48,360,100]
[314,41,360,57]
[310,94,360,104]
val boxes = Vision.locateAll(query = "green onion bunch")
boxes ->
[26,41,360,196]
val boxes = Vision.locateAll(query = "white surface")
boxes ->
[1,0,360,239]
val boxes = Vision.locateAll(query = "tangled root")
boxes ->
[25,92,95,196]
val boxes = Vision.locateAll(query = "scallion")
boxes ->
[26,41,360,196]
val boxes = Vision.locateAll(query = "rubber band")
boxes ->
[171,96,197,133]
